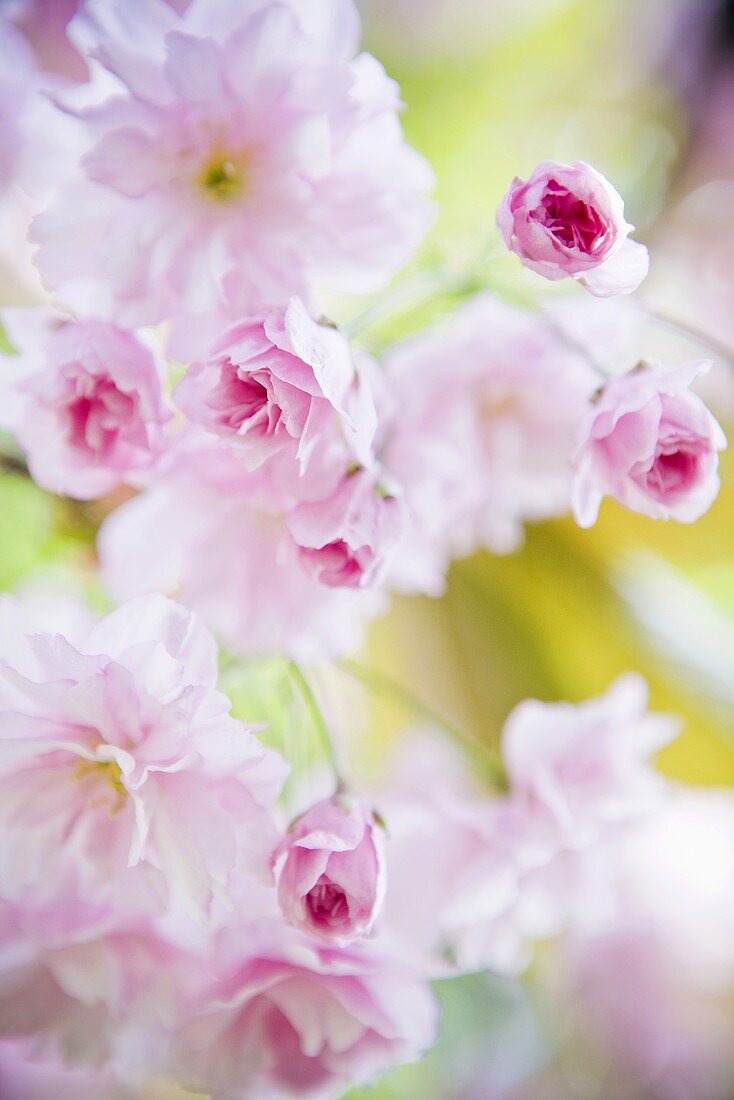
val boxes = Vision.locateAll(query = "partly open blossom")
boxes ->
[273,795,386,943]
[498,160,649,296]
[288,467,403,590]
[572,361,727,526]
[0,593,286,922]
[174,298,376,473]
[2,311,171,499]
[98,435,386,660]
[172,923,438,1099]
[31,0,434,333]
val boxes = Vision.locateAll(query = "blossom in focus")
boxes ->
[172,923,439,1099]
[272,794,386,942]
[382,292,597,593]
[572,361,727,526]
[174,297,376,474]
[31,0,434,332]
[98,435,387,660]
[498,160,649,296]
[1,313,171,499]
[288,467,403,589]
[0,593,286,922]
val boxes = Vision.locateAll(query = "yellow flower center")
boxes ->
[74,758,127,815]
[197,149,249,203]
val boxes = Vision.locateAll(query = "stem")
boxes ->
[287,661,343,785]
[343,266,483,341]
[640,305,734,369]
[338,658,507,791]
[0,452,29,477]
[540,310,611,381]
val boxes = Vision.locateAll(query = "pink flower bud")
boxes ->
[272,795,387,943]
[288,468,403,589]
[572,361,727,526]
[498,160,648,296]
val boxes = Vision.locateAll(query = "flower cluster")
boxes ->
[0,591,686,1097]
[0,1,732,1098]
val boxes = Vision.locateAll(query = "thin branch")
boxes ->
[287,661,343,786]
[641,305,734,369]
[0,452,29,477]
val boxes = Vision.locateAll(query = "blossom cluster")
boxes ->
[0,1,732,1098]
[0,591,688,1098]
[0,0,728,662]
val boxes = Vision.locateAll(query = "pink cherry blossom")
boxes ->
[379,678,677,979]
[502,673,678,851]
[498,160,649,296]
[382,293,597,593]
[0,907,197,1078]
[377,739,526,977]
[0,18,40,197]
[572,361,727,526]
[2,312,171,499]
[0,592,286,923]
[174,298,376,473]
[272,795,386,943]
[6,1,87,81]
[0,1039,130,1100]
[0,10,89,305]
[172,922,438,1099]
[98,434,387,660]
[564,790,734,1100]
[288,467,403,590]
[31,0,434,332]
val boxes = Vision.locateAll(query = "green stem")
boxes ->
[287,661,343,785]
[0,452,29,477]
[343,268,470,341]
[540,310,611,381]
[338,658,507,791]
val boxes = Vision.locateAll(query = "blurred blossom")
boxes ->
[383,292,597,591]
[377,677,676,980]
[6,0,87,80]
[563,790,734,1100]
[31,0,434,336]
[171,921,438,1099]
